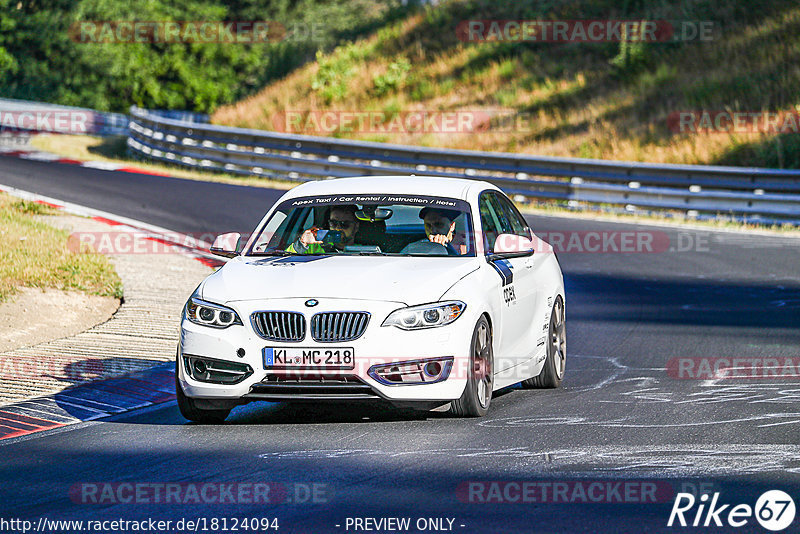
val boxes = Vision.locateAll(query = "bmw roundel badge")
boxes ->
[305,299,319,307]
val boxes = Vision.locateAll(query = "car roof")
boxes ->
[283,176,500,202]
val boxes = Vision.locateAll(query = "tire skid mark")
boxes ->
[257,444,800,476]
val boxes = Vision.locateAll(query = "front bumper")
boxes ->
[178,298,475,404]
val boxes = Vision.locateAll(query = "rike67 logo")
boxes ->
[668,490,795,531]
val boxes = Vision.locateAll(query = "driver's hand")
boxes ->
[429,234,450,245]
[300,227,323,246]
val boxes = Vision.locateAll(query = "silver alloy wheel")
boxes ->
[551,298,566,380]
[474,322,492,408]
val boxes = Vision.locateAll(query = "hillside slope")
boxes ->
[213,0,800,168]
[0,0,397,112]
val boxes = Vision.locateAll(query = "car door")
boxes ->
[478,191,538,369]
[492,192,547,364]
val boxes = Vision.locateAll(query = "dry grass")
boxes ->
[212,0,800,169]
[0,193,122,302]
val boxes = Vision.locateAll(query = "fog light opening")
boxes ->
[193,359,208,376]
[184,355,254,384]
[424,361,442,377]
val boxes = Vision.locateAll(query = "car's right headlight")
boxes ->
[185,297,242,329]
[381,301,466,330]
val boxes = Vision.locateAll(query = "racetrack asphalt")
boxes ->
[1,156,800,533]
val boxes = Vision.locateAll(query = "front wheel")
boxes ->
[522,296,566,389]
[175,359,231,423]
[450,316,493,417]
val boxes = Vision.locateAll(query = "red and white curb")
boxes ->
[0,145,170,176]
[0,183,224,268]
[0,364,176,442]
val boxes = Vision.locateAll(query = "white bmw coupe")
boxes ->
[177,176,565,421]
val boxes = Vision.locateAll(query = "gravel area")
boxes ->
[0,214,212,405]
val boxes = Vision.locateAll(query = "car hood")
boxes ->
[201,255,479,306]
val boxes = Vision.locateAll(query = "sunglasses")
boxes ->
[329,219,355,230]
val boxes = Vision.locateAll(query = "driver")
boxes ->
[286,205,360,254]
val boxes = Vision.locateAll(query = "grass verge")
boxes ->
[0,193,123,302]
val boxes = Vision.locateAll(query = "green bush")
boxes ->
[0,0,403,112]
[312,43,369,103]
[610,37,651,77]
[372,57,410,97]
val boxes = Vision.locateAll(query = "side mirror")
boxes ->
[210,232,241,258]
[492,233,534,257]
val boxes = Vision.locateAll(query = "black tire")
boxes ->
[175,359,231,423]
[450,316,493,417]
[522,296,566,389]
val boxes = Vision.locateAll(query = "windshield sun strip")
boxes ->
[245,196,476,257]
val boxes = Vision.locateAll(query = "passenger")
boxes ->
[401,207,465,255]
[421,207,460,246]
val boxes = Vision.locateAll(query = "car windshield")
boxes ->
[248,194,476,257]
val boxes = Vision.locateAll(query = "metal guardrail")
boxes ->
[0,99,209,137]
[126,106,798,222]
[0,97,130,136]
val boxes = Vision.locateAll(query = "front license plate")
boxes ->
[263,347,355,369]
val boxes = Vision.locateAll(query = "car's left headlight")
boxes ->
[185,297,243,329]
[381,301,466,330]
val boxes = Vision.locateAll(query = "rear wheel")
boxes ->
[450,316,493,417]
[522,296,566,389]
[175,358,231,423]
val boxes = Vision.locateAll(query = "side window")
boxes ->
[487,194,514,236]
[285,207,314,247]
[451,214,468,255]
[254,211,288,252]
[478,192,502,253]
[494,193,531,239]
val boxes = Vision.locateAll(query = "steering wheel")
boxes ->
[401,239,458,256]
